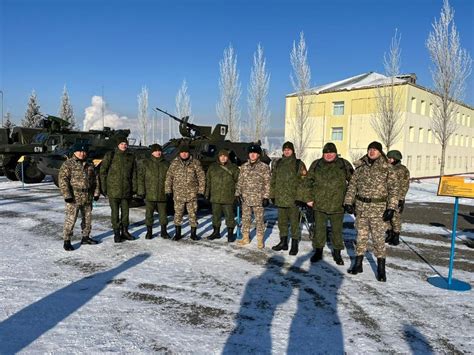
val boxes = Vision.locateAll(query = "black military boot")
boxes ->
[390,232,400,246]
[227,227,235,242]
[385,229,393,244]
[333,249,344,265]
[63,240,74,251]
[272,236,289,251]
[145,226,153,240]
[289,239,299,256]
[81,236,99,245]
[113,229,123,243]
[377,258,386,282]
[174,225,183,241]
[310,248,323,263]
[207,226,221,240]
[160,224,170,239]
[121,226,135,241]
[190,227,200,240]
[348,255,364,275]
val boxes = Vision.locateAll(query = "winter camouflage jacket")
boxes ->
[205,160,239,205]
[304,157,353,214]
[59,155,100,205]
[99,149,137,199]
[165,156,206,202]
[344,154,398,218]
[269,155,307,208]
[236,159,271,207]
[138,156,170,202]
[392,163,410,201]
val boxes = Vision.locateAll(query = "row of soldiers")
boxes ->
[58,136,409,282]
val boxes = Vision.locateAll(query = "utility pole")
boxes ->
[0,90,4,127]
[161,113,164,144]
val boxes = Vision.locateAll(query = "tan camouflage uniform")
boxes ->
[390,163,410,233]
[59,156,100,241]
[235,159,271,244]
[165,156,205,227]
[344,155,398,258]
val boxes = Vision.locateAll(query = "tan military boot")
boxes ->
[238,233,250,246]
[257,234,264,249]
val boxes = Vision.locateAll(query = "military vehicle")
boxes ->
[155,108,271,169]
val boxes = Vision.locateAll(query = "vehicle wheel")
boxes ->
[15,161,45,183]
[4,167,19,181]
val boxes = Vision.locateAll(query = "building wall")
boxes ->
[285,84,474,178]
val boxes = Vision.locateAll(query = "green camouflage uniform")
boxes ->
[138,156,170,227]
[390,163,410,233]
[205,160,239,229]
[270,155,307,241]
[99,149,137,230]
[165,156,205,227]
[344,155,398,258]
[59,156,100,241]
[305,157,353,250]
[236,159,271,237]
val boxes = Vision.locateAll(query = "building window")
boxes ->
[449,136,453,146]
[407,156,412,170]
[453,156,457,168]
[333,101,344,115]
[411,97,417,113]
[457,112,460,124]
[460,135,464,146]
[468,116,471,127]
[455,134,459,146]
[427,129,433,143]
[432,156,437,170]
[425,156,430,170]
[462,114,466,125]
[416,156,422,170]
[464,157,468,169]
[331,127,343,141]
[409,126,415,142]
[421,100,426,115]
[419,128,424,143]
[429,103,434,117]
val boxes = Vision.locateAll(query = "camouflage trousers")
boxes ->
[313,211,344,250]
[145,201,168,226]
[211,203,235,229]
[278,206,301,240]
[63,202,92,241]
[109,198,130,230]
[389,210,402,233]
[355,217,388,258]
[242,204,265,236]
[174,199,198,227]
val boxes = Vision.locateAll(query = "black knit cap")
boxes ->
[323,142,337,154]
[71,142,89,153]
[367,141,383,153]
[150,143,162,152]
[247,144,262,155]
[179,144,190,153]
[387,150,402,160]
[116,136,128,145]
[282,141,295,152]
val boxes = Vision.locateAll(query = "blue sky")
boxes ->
[1,0,473,135]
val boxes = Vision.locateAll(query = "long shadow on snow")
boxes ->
[223,253,343,354]
[0,253,150,354]
[403,323,434,354]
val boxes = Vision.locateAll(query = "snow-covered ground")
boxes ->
[0,176,473,354]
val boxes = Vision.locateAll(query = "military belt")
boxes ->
[73,188,90,193]
[356,195,387,203]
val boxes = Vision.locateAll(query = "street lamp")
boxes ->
[0,90,3,127]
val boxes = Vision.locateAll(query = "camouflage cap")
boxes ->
[247,144,262,155]
[282,141,295,152]
[150,143,162,152]
[116,136,128,145]
[323,142,337,154]
[387,150,402,160]
[179,144,190,153]
[71,142,89,153]
[218,149,229,157]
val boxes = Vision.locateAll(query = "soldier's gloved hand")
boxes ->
[93,195,100,201]
[382,209,395,221]
[166,193,173,202]
[344,204,355,215]
[262,198,270,208]
[398,199,405,213]
[65,197,74,203]
[234,196,242,205]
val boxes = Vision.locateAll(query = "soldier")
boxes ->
[385,150,410,246]
[59,142,100,251]
[270,141,307,255]
[305,143,353,264]
[343,141,398,282]
[205,149,240,242]
[137,143,170,240]
[165,144,206,241]
[99,136,137,243]
[235,144,271,249]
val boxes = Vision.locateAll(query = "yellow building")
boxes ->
[285,72,474,178]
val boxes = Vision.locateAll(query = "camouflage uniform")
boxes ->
[235,159,271,241]
[390,163,410,233]
[165,156,205,227]
[59,156,100,241]
[344,155,398,258]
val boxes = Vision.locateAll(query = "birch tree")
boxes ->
[22,90,42,128]
[371,29,403,151]
[216,44,241,141]
[289,32,312,160]
[175,79,192,138]
[137,86,149,145]
[427,0,472,176]
[3,112,14,129]
[245,44,270,143]
[58,85,75,129]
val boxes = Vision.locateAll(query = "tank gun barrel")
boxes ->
[155,107,203,138]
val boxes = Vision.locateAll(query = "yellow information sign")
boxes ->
[92,159,102,167]
[437,176,474,199]
[17,155,25,163]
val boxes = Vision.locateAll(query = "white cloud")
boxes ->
[82,96,136,133]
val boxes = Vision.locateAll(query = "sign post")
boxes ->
[427,176,472,291]
[17,156,25,190]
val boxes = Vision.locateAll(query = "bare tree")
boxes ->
[58,85,76,129]
[427,0,472,176]
[137,86,149,145]
[3,111,14,129]
[371,29,403,151]
[216,44,241,141]
[245,44,270,143]
[22,90,42,128]
[175,79,192,138]
[289,32,312,161]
